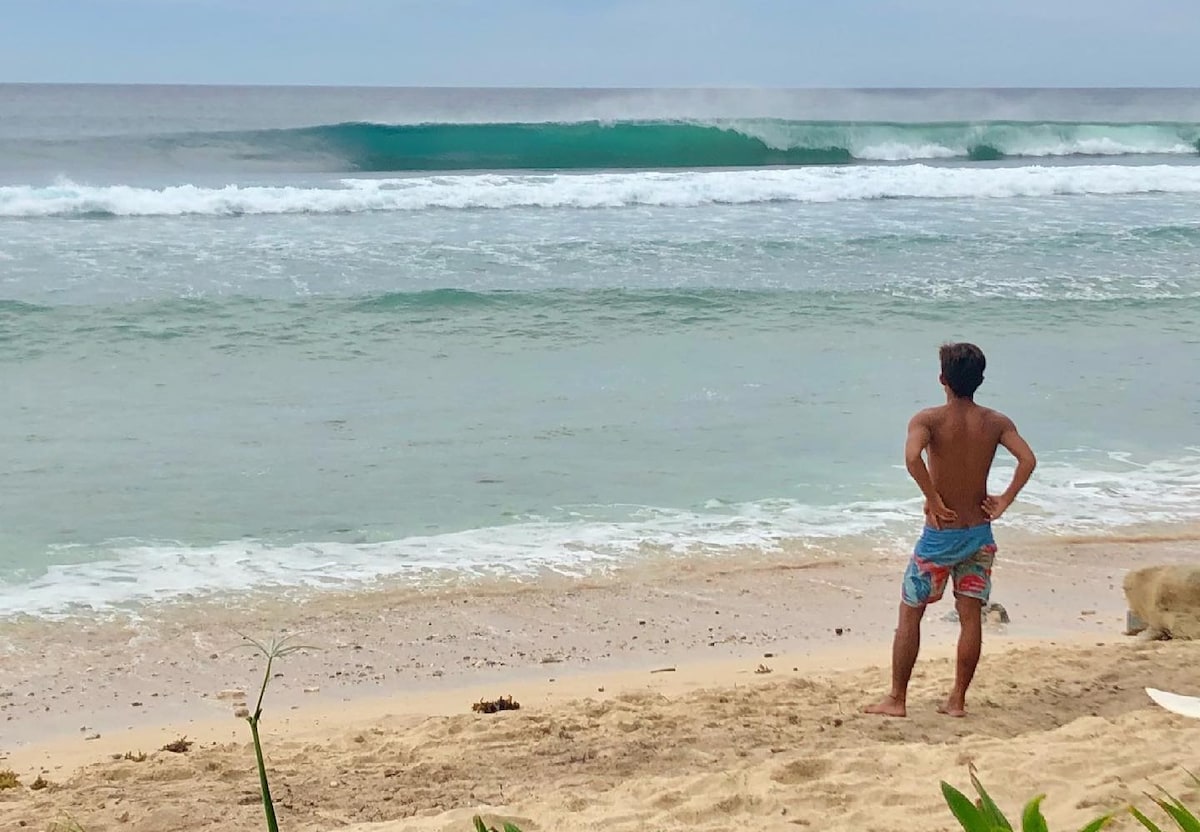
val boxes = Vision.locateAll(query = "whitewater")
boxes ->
[6,164,1200,217]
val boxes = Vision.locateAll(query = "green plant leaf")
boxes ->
[1150,795,1200,832]
[1079,814,1114,832]
[234,632,323,832]
[472,816,489,832]
[502,824,524,832]
[970,768,1014,830]
[1131,805,1167,832]
[1020,795,1049,832]
[942,781,993,832]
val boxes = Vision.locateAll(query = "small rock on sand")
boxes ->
[985,603,1011,624]
[1125,610,1148,635]
[945,602,1010,625]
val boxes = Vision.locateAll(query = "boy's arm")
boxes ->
[982,416,1037,521]
[905,412,957,529]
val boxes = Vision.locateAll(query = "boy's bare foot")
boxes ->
[937,700,967,718]
[864,694,907,717]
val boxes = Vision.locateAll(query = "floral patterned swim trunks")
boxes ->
[901,523,996,607]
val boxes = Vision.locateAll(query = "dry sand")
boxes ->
[1,529,1198,831]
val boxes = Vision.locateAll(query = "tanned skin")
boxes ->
[865,369,1036,718]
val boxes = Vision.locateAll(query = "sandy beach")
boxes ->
[2,529,1198,831]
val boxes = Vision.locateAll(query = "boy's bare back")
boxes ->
[911,402,1026,528]
[904,343,1037,532]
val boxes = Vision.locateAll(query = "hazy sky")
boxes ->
[1,0,1197,87]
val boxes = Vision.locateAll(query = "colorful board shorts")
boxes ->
[901,523,996,607]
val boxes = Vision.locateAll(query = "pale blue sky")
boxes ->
[1,0,1196,87]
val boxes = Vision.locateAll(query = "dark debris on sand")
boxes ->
[472,695,521,714]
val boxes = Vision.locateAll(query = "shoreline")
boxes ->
[6,515,1200,622]
[3,528,1194,753]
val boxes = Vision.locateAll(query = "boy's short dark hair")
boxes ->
[939,342,986,398]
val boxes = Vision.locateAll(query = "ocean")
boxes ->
[1,85,1199,619]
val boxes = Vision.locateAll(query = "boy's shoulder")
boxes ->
[910,404,947,421]
[910,403,1013,425]
[976,404,1014,426]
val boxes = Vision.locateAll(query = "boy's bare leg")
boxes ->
[939,595,982,717]
[865,602,925,717]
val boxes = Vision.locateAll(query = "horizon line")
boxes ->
[3,81,1200,92]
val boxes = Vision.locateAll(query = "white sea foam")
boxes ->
[0,501,911,619]
[1005,139,1198,158]
[2,453,1198,619]
[993,450,1200,533]
[4,164,1200,218]
[720,119,1199,160]
[846,138,1196,161]
[854,142,961,161]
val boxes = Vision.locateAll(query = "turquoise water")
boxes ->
[8,119,1200,174]
[2,86,1199,617]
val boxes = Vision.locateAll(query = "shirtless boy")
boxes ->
[866,342,1037,718]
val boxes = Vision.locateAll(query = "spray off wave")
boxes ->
[6,164,1200,217]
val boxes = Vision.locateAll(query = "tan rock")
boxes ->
[1124,564,1200,640]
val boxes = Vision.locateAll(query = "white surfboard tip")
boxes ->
[1146,687,1200,719]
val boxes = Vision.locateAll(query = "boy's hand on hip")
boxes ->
[924,497,957,530]
[981,494,1013,521]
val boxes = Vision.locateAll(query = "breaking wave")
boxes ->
[171,119,1200,170]
[5,164,1200,217]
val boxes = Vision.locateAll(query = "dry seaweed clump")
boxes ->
[472,695,520,714]
[0,769,20,789]
[30,774,50,791]
[161,736,193,753]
